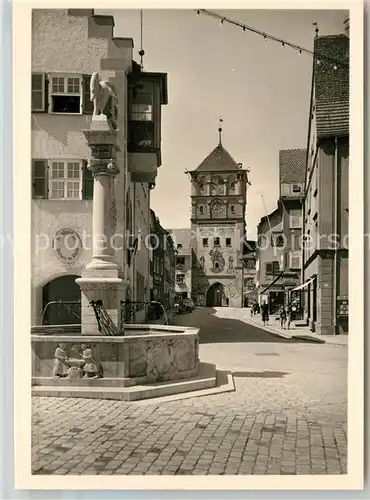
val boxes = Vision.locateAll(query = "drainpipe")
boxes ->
[333,137,339,334]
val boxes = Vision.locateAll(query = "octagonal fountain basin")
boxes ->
[31,324,218,401]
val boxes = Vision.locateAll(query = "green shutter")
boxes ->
[82,161,94,199]
[31,73,48,112]
[32,159,48,198]
[82,75,94,114]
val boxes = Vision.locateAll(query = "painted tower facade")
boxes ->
[189,130,248,308]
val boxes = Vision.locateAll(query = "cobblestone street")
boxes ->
[32,308,347,476]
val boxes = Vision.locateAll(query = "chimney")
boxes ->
[343,18,349,37]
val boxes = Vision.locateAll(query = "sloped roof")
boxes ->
[194,143,241,172]
[166,228,192,252]
[314,34,349,138]
[279,149,306,184]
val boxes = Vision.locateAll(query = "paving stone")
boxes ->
[32,312,347,476]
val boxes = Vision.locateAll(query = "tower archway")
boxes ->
[206,282,225,307]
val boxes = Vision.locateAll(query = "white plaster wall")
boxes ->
[31,9,133,323]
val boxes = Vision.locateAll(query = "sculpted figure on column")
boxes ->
[90,72,117,116]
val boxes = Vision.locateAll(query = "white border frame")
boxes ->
[13,0,364,492]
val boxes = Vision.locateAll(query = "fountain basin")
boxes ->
[32,325,200,392]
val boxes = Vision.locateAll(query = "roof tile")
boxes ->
[279,149,306,184]
[314,34,349,138]
[193,143,241,172]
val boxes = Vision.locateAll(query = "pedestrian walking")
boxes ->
[279,306,287,329]
[286,303,292,330]
[261,301,269,326]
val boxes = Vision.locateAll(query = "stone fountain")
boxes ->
[31,75,229,402]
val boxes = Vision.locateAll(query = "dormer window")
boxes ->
[292,184,301,193]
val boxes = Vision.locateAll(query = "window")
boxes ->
[226,238,232,247]
[230,205,235,214]
[272,261,280,274]
[177,244,182,249]
[199,206,204,214]
[290,209,302,228]
[271,233,284,247]
[32,159,92,200]
[32,73,45,111]
[214,237,220,246]
[130,80,154,121]
[176,274,185,284]
[177,257,185,265]
[265,262,273,275]
[289,250,301,269]
[292,184,301,193]
[202,238,208,247]
[49,161,82,199]
[266,261,280,275]
[49,74,82,114]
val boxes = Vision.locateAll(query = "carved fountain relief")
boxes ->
[52,343,102,380]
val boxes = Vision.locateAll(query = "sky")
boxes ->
[100,8,347,239]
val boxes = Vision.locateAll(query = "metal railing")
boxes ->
[41,300,81,325]
[120,300,169,327]
[89,300,120,336]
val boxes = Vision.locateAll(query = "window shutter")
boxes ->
[82,75,94,114]
[82,161,94,199]
[32,160,48,198]
[31,73,47,112]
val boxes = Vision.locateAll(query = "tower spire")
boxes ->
[218,118,223,145]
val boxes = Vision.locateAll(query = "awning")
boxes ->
[290,277,315,292]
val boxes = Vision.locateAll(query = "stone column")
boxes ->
[76,115,127,335]
[86,150,119,269]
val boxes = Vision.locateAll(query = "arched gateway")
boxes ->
[206,282,225,307]
[42,275,81,325]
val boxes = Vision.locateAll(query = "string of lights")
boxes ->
[196,9,349,70]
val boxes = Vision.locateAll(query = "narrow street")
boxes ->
[32,307,347,476]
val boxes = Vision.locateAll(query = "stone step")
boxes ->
[31,362,218,402]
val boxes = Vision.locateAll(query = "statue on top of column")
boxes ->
[90,72,117,116]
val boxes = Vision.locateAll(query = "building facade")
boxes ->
[241,240,257,307]
[256,149,305,315]
[302,25,349,335]
[149,210,176,311]
[31,9,168,326]
[188,134,249,308]
[169,229,193,301]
